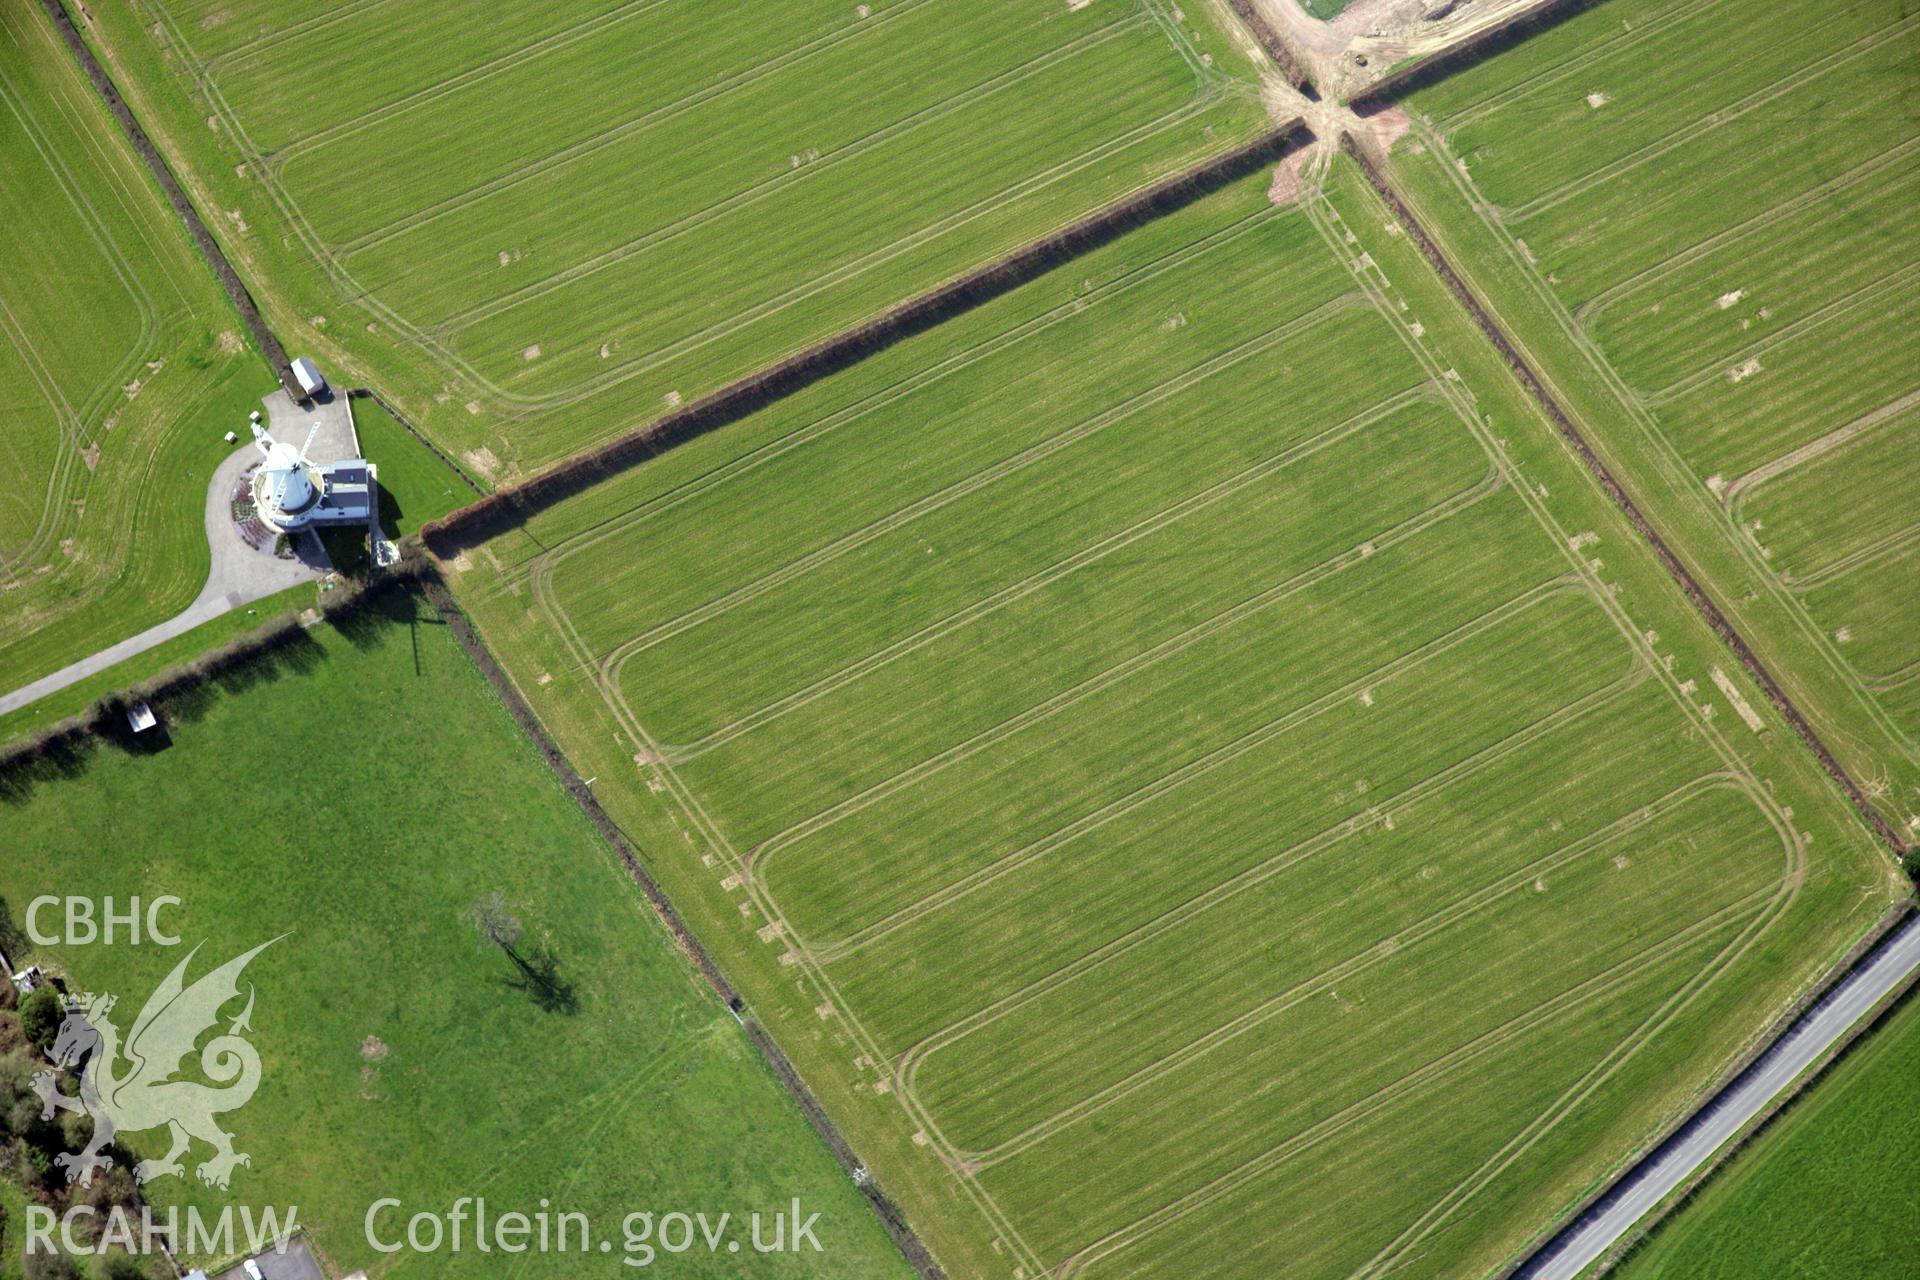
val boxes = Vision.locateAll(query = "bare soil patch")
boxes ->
[1268,147,1315,205]
[462,446,501,481]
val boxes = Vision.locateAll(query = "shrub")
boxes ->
[23,1245,78,1280]
[17,989,60,1053]
[102,1255,151,1280]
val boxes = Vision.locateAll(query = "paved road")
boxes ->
[0,414,328,717]
[1516,912,1920,1279]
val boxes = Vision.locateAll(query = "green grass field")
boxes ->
[1391,0,1920,840]
[1612,986,1920,1279]
[0,586,910,1279]
[85,0,1274,479]
[346,394,470,536]
[0,1177,28,1279]
[453,159,1897,1279]
[0,2,272,707]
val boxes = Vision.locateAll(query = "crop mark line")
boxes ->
[788,562,1571,968]
[803,566,1573,962]
[1724,387,1920,509]
[1868,657,1920,694]
[1055,894,1768,1278]
[1436,0,1728,130]
[372,93,1225,417]
[1312,162,1814,821]
[925,758,1727,1171]
[1643,259,1920,405]
[327,3,936,246]
[195,0,401,72]
[430,18,1157,332]
[0,37,158,577]
[1395,109,1920,769]
[1294,171,1833,1274]
[176,9,1235,445]
[322,0,970,253]
[274,0,689,161]
[744,468,1506,884]
[565,606,1040,1271]
[511,203,1290,577]
[152,0,1226,451]
[546,176,1686,1280]
[1314,143,1834,1278]
[888,657,1647,1109]
[458,1007,691,1209]
[440,93,1230,411]
[1501,14,1918,224]
[0,291,84,575]
[1786,521,1920,595]
[1576,137,1920,326]
[598,295,1361,664]
[526,257,1439,1280]
[1351,791,1805,1279]
[665,384,1441,762]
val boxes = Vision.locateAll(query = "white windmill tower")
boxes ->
[248,418,326,530]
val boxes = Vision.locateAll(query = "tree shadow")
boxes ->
[495,941,580,1016]
[0,576,450,807]
[151,622,328,727]
[317,526,370,579]
[326,578,435,652]
[422,126,1303,558]
[0,611,331,805]
[0,727,102,808]
[378,481,409,540]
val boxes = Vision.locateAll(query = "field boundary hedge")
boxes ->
[418,575,947,1279]
[41,0,293,388]
[421,122,1310,556]
[1226,0,1313,90]
[1342,136,1911,859]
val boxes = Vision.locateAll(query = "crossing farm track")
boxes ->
[91,0,1278,480]
[1388,0,1920,843]
[451,162,1897,1279]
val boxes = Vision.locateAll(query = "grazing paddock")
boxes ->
[96,0,1274,476]
[456,164,1894,1278]
[0,584,909,1279]
[0,2,268,706]
[1392,0,1920,836]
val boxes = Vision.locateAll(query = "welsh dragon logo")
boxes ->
[33,939,279,1189]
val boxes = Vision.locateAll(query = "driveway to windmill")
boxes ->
[0,435,327,717]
